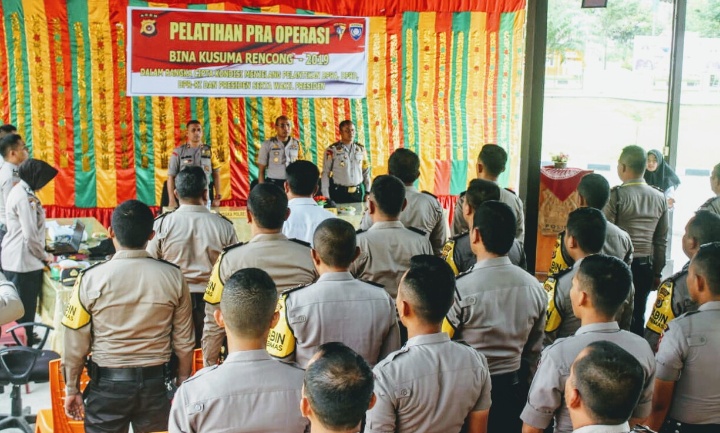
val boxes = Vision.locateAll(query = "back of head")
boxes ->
[577,254,632,317]
[0,134,22,159]
[465,178,501,211]
[111,199,154,249]
[0,124,17,135]
[220,268,278,338]
[248,183,288,230]
[18,158,58,191]
[478,144,508,177]
[713,162,720,180]
[286,160,320,196]
[175,166,207,200]
[572,341,644,425]
[566,208,607,254]
[304,342,374,431]
[619,145,647,176]
[473,201,516,255]
[313,219,356,268]
[687,210,720,246]
[692,242,720,296]
[370,175,406,217]
[388,148,420,184]
[577,174,610,210]
[400,255,456,324]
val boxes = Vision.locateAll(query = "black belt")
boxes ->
[490,371,519,386]
[634,256,652,265]
[332,184,361,193]
[96,364,165,381]
[663,419,720,433]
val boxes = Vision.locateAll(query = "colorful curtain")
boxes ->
[0,0,526,214]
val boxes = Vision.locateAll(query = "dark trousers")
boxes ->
[660,419,720,433]
[4,269,43,345]
[487,371,524,433]
[630,259,655,335]
[84,375,170,433]
[191,293,205,349]
[329,179,364,204]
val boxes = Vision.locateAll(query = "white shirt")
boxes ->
[283,197,336,245]
[572,423,630,433]
[0,161,20,226]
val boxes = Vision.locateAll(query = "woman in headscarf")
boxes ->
[645,149,681,209]
[1,158,58,344]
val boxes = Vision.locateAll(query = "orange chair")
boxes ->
[191,348,203,376]
[35,359,89,433]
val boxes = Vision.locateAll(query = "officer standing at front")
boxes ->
[321,120,370,205]
[62,200,194,433]
[604,145,668,335]
[257,115,304,188]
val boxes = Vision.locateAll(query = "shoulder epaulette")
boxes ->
[358,278,384,289]
[78,259,109,275]
[504,187,517,196]
[406,226,427,236]
[456,269,473,280]
[288,238,311,248]
[282,281,312,295]
[378,345,410,364]
[154,210,174,221]
[151,257,181,269]
[552,266,574,280]
[611,185,621,191]
[222,241,246,252]
[356,228,366,235]
[183,364,219,383]
[650,185,664,193]
[421,190,438,199]
[450,231,469,241]
[215,213,233,225]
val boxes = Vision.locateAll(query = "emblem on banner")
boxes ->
[139,13,158,37]
[334,23,347,40]
[349,23,364,41]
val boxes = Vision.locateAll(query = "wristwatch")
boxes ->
[214,194,222,200]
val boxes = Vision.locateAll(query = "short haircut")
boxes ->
[712,162,720,179]
[111,200,154,249]
[304,342,374,431]
[388,148,420,184]
[0,124,17,134]
[286,160,320,196]
[313,219,356,268]
[692,242,720,295]
[577,174,611,210]
[275,115,290,125]
[400,255,456,324]
[0,134,23,158]
[472,201,516,255]
[186,119,201,128]
[576,254,632,317]
[566,208,607,254]
[175,166,207,200]
[370,175,406,217]
[247,183,288,230]
[688,210,720,246]
[572,341,645,425]
[619,145,647,175]
[339,120,354,131]
[465,178,501,211]
[478,144,508,177]
[220,268,278,338]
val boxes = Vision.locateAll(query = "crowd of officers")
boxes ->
[34,117,719,433]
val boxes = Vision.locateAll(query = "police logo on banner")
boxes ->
[349,23,364,41]
[140,13,158,37]
[334,23,346,40]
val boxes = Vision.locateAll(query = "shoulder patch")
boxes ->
[78,259,108,276]
[646,278,676,335]
[266,293,297,359]
[421,190,438,199]
[450,231,469,241]
[150,257,181,269]
[355,229,366,235]
[358,278,384,289]
[543,275,563,333]
[406,226,427,236]
[154,210,174,222]
[222,241,246,252]
[282,282,313,295]
[288,238,311,248]
[504,187,517,195]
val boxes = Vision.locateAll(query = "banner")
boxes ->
[127,7,369,98]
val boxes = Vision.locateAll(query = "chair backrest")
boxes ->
[48,358,90,433]
[0,321,26,347]
[192,348,203,375]
[0,346,39,385]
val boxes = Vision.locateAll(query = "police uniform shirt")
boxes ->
[441,232,526,275]
[699,195,720,216]
[320,141,370,198]
[168,143,220,185]
[202,233,317,366]
[0,161,20,227]
[1,180,50,272]
[571,424,631,433]
[548,223,633,276]
[168,350,309,433]
[446,256,547,375]
[61,250,195,395]
[644,262,694,352]
[147,205,238,293]
[604,179,668,273]
[451,189,525,242]
[350,221,433,298]
[266,271,400,367]
[282,197,336,245]
[0,278,23,325]
[257,136,304,180]
[360,185,446,255]
[365,332,492,433]
[655,301,720,425]
[520,322,656,433]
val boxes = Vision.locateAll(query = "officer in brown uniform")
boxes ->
[257,115,304,188]
[320,120,371,204]
[62,200,195,433]
[147,166,237,347]
[359,148,446,255]
[699,162,720,216]
[202,183,317,366]
[644,210,720,352]
[604,145,668,335]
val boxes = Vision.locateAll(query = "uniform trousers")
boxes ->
[660,419,720,433]
[487,371,524,433]
[191,293,204,349]
[630,259,655,335]
[4,269,42,345]
[329,179,363,203]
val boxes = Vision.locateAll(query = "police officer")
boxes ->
[350,175,433,299]
[521,255,656,433]
[359,148,446,255]
[548,173,633,275]
[0,277,23,326]
[445,201,546,433]
[0,124,16,139]
[442,179,526,274]
[257,115,304,188]
[452,144,525,243]
[202,183,317,366]
[0,134,28,269]
[267,218,399,368]
[170,268,309,433]
[644,211,720,352]
[604,145,668,335]
[147,166,237,348]
[167,120,222,208]
[320,120,370,204]
[62,200,195,433]
[699,162,720,216]
[647,242,720,432]
[366,255,492,433]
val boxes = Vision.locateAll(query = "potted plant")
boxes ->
[551,153,569,169]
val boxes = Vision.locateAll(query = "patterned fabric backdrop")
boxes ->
[0,0,526,222]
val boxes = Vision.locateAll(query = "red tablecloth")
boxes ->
[540,166,593,201]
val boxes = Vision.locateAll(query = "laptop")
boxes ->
[47,220,85,254]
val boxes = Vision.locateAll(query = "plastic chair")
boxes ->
[191,348,203,375]
[34,358,90,433]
